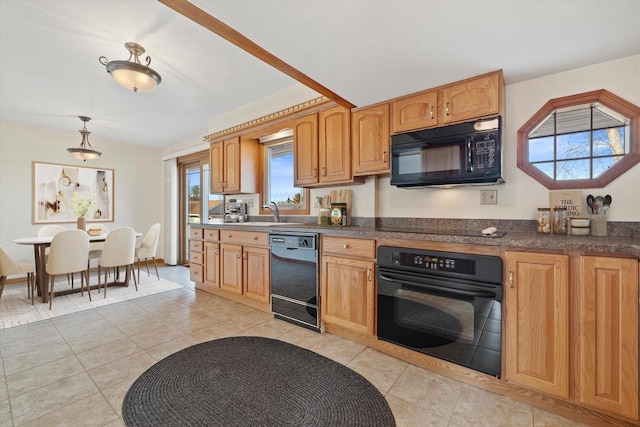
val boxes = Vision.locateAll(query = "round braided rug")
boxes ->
[122,336,395,427]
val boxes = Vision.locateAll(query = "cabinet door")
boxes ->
[209,141,224,193]
[204,241,220,289]
[293,114,319,186]
[220,243,243,294]
[578,256,638,419]
[321,255,375,336]
[223,137,240,193]
[439,73,500,124]
[392,90,437,133]
[243,246,270,303]
[319,106,351,183]
[504,251,569,398]
[352,104,390,175]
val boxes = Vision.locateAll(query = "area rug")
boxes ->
[0,275,183,329]
[122,336,396,427]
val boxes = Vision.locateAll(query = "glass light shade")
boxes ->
[108,61,161,92]
[67,148,102,161]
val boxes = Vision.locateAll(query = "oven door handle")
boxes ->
[378,271,497,299]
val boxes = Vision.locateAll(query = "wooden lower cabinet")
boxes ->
[220,243,270,303]
[504,251,570,398]
[203,241,220,290]
[577,256,639,419]
[220,243,243,294]
[243,246,270,303]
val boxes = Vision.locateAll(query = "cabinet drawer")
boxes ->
[204,229,220,241]
[190,227,204,240]
[190,251,203,265]
[220,229,269,246]
[189,264,203,282]
[322,236,376,259]
[190,240,203,252]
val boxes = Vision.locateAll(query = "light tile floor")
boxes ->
[0,265,587,426]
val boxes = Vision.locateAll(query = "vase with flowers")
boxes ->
[70,191,96,231]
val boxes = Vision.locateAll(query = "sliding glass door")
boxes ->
[178,152,222,265]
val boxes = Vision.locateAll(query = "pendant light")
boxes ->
[99,42,162,92]
[67,116,101,161]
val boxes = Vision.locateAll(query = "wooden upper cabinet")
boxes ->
[352,103,390,175]
[392,90,437,133]
[209,140,224,193]
[293,114,319,186]
[504,251,569,398]
[319,106,352,183]
[209,136,259,194]
[222,137,240,193]
[439,72,501,124]
[578,256,639,419]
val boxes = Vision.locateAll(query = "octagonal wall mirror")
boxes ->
[517,89,640,189]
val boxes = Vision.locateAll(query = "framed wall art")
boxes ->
[32,161,114,224]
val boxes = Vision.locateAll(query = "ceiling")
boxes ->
[1,0,639,149]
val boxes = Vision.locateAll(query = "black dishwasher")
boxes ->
[269,233,320,332]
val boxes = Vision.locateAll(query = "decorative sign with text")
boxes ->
[549,190,585,218]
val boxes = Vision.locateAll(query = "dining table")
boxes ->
[14,231,142,303]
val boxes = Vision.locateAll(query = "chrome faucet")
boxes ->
[262,201,280,222]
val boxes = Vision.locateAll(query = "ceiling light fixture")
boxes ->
[99,42,162,92]
[67,116,101,161]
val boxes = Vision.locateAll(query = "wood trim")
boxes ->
[517,89,640,190]
[158,0,355,110]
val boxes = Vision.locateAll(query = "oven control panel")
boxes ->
[391,251,475,275]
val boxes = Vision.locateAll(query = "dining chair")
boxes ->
[98,227,137,298]
[45,229,90,310]
[88,223,110,269]
[38,224,73,286]
[0,245,36,304]
[135,223,161,282]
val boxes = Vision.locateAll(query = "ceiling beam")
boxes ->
[158,0,356,109]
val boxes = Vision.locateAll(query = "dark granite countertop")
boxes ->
[198,222,640,258]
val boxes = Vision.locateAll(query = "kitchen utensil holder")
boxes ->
[590,214,607,236]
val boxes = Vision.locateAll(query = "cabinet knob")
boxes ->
[313,168,317,177]
[382,151,387,163]
[237,250,241,258]
[430,106,434,119]
[445,102,450,116]
[509,271,514,288]
[253,237,258,240]
[243,252,247,260]
[343,244,348,249]
[322,166,326,177]
[367,269,372,281]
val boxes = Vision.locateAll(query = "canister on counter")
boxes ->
[330,203,347,226]
[552,207,568,234]
[537,208,551,233]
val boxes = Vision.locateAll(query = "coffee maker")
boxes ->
[225,199,248,222]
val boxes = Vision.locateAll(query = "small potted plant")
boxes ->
[70,191,96,230]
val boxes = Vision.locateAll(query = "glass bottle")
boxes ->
[537,208,551,233]
[553,207,568,235]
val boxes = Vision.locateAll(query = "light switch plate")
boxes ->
[480,190,498,205]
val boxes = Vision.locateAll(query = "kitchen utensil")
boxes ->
[592,195,604,215]
[586,195,595,213]
[602,194,612,214]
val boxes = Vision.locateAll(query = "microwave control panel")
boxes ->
[474,137,496,170]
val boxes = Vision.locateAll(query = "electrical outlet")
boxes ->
[246,199,254,207]
[480,190,498,205]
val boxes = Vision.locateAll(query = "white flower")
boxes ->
[70,191,96,218]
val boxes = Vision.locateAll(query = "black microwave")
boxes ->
[390,117,504,187]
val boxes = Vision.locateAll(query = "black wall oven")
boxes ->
[377,246,503,377]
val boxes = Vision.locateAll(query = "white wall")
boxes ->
[376,54,640,222]
[0,121,165,260]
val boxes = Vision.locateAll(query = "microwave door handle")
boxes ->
[466,136,473,172]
